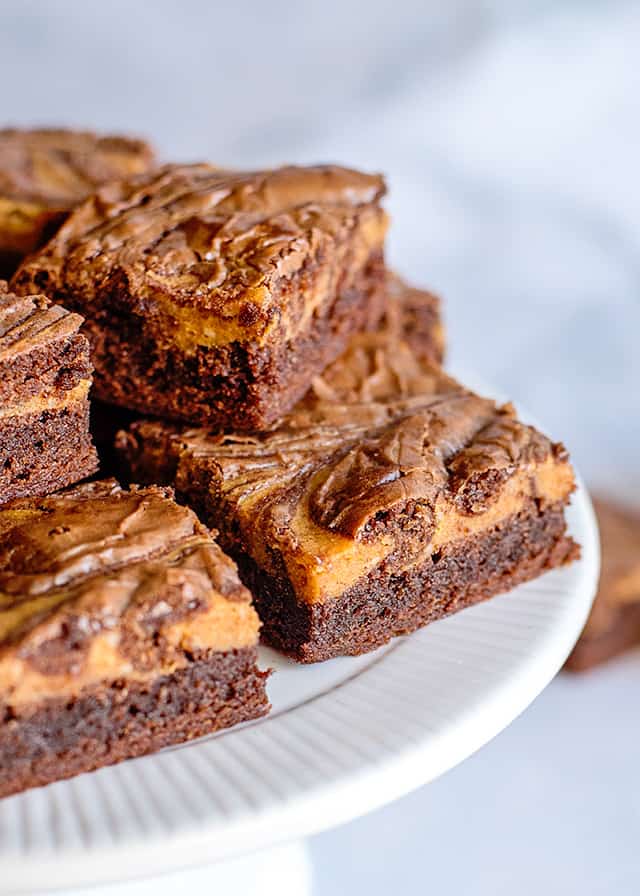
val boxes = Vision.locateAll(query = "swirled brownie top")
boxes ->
[0,279,82,363]
[0,279,92,413]
[0,129,155,260]
[120,291,576,605]
[0,480,259,705]
[13,162,388,350]
[0,128,154,207]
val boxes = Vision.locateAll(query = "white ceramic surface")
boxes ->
[0,478,598,894]
[38,842,314,896]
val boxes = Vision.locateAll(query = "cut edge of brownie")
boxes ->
[232,500,578,662]
[0,399,98,506]
[54,252,387,430]
[0,646,269,798]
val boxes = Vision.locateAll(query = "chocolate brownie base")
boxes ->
[234,502,578,662]
[65,254,386,430]
[565,604,640,671]
[0,402,97,505]
[0,647,269,798]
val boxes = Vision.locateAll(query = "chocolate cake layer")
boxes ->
[13,163,389,429]
[0,128,155,277]
[0,648,267,799]
[0,402,96,506]
[118,297,578,662]
[0,480,269,795]
[566,497,640,671]
[0,281,97,505]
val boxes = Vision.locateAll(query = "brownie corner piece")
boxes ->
[0,479,269,798]
[13,162,389,429]
[118,291,578,664]
[0,127,155,278]
[565,497,640,671]
[0,280,98,505]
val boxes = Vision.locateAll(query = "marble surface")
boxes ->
[2,1,639,893]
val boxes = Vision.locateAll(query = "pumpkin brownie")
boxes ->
[118,289,578,663]
[12,162,388,430]
[0,280,97,505]
[566,497,640,670]
[0,480,269,798]
[0,128,154,278]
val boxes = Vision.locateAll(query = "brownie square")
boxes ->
[0,280,98,505]
[0,128,155,278]
[565,497,640,671]
[118,283,578,663]
[12,162,389,430]
[0,480,269,798]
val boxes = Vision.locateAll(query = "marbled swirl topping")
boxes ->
[12,163,388,348]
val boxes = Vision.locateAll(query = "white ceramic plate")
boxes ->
[0,479,599,894]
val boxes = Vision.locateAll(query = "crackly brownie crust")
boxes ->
[12,163,389,429]
[0,281,97,504]
[0,480,269,795]
[566,498,640,671]
[118,294,578,662]
[0,128,155,277]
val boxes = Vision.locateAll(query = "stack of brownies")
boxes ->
[0,128,579,798]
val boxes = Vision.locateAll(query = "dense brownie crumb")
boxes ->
[238,502,578,661]
[0,648,268,798]
[0,280,97,504]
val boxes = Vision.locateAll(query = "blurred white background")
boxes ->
[2,1,638,892]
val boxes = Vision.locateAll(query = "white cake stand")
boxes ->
[0,478,599,896]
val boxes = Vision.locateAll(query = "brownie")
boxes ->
[118,293,578,663]
[0,280,98,505]
[565,498,640,671]
[0,128,154,278]
[384,272,444,364]
[0,480,269,798]
[12,162,389,430]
